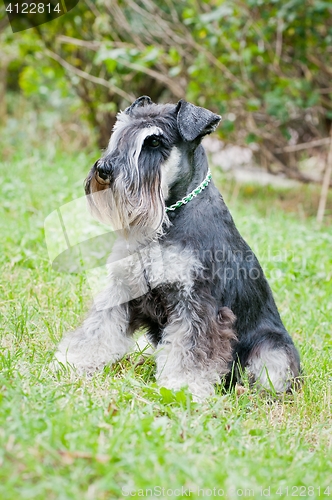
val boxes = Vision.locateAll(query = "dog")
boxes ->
[54,96,300,400]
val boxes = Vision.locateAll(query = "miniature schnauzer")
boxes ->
[54,96,300,399]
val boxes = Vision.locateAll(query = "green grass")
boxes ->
[0,137,331,500]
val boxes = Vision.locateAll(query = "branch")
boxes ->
[274,137,331,154]
[115,59,185,98]
[317,127,332,225]
[55,36,185,98]
[44,49,135,102]
[308,54,332,77]
[54,35,185,100]
[57,35,100,50]
[274,17,283,65]
[84,0,102,18]
[0,15,10,32]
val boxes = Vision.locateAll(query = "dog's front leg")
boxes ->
[155,343,216,402]
[155,303,236,401]
[53,301,133,374]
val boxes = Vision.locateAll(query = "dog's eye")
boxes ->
[146,137,161,148]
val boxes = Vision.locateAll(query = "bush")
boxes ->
[1,0,332,178]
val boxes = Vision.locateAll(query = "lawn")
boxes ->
[0,133,331,500]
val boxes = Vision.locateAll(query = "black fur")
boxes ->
[164,144,300,384]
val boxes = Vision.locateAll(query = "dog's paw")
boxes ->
[158,376,215,402]
[49,356,68,373]
[48,356,80,380]
[49,348,107,376]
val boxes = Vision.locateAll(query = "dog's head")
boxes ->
[85,96,221,238]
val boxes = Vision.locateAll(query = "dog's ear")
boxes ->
[125,96,153,115]
[176,100,221,141]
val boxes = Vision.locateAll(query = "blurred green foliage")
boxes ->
[1,0,332,176]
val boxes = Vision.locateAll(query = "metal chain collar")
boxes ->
[165,169,212,213]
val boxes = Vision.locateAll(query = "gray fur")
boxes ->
[54,97,300,400]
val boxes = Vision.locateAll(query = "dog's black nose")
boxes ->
[95,161,110,181]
